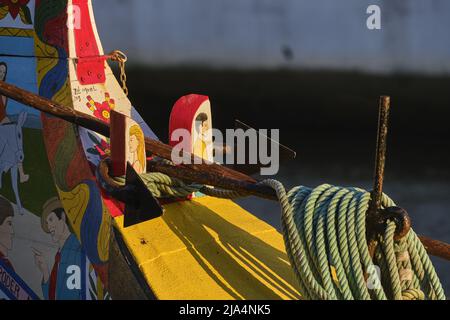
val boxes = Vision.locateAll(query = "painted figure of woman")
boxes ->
[193,113,212,160]
[129,125,145,174]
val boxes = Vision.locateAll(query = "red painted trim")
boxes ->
[73,0,106,85]
[77,57,106,85]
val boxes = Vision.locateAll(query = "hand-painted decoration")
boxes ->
[85,93,115,124]
[0,0,127,300]
[168,95,214,200]
[0,111,29,214]
[32,197,106,300]
[85,132,110,161]
[169,94,214,163]
[0,195,39,300]
[0,0,32,25]
[110,110,147,176]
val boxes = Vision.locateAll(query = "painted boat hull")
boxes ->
[0,0,300,300]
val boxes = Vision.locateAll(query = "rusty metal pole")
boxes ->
[366,96,391,256]
[419,236,450,261]
[367,96,390,223]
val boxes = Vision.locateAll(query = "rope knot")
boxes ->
[401,288,425,300]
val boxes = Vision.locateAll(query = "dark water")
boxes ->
[126,68,450,296]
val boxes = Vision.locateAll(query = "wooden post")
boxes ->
[110,110,128,176]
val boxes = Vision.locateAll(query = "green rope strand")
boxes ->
[113,172,246,200]
[383,220,403,300]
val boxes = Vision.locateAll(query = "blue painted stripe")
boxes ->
[0,36,35,56]
[0,260,40,300]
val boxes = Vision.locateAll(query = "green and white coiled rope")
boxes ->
[261,180,446,300]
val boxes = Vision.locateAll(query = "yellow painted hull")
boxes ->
[114,197,301,300]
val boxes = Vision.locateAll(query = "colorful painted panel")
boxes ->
[0,0,109,300]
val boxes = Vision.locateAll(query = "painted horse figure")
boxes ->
[0,112,28,214]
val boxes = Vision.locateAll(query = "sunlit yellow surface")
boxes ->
[114,197,302,300]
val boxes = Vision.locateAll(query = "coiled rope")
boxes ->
[113,172,446,300]
[260,180,445,300]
